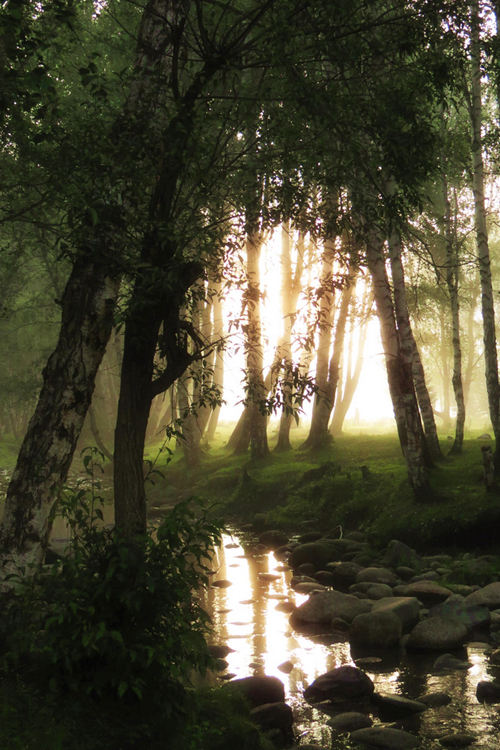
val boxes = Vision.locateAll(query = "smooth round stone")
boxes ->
[438,734,477,747]
[406,617,468,651]
[433,653,472,671]
[327,711,373,732]
[417,692,452,707]
[350,727,420,749]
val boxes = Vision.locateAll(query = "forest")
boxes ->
[3,0,500,748]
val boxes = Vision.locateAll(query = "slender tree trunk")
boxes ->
[0,260,119,574]
[275,221,294,452]
[463,283,480,409]
[469,0,500,462]
[245,230,269,460]
[301,240,336,449]
[205,283,224,442]
[330,290,371,435]
[388,232,441,462]
[229,406,251,453]
[443,176,466,454]
[365,224,431,501]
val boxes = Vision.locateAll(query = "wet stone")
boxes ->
[417,692,452,707]
[350,727,420,749]
[371,693,427,719]
[438,734,477,747]
[327,711,373,732]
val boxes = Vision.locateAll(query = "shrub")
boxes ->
[1,492,222,716]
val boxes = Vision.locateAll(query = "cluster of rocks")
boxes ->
[225,527,500,748]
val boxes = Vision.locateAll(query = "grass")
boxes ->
[143,423,500,553]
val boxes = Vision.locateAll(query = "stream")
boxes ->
[201,531,500,748]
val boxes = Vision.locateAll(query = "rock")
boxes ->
[417,692,452,707]
[477,433,492,440]
[252,513,268,531]
[371,693,427,719]
[412,571,440,582]
[350,727,420,749]
[489,648,500,665]
[438,734,476,747]
[314,570,335,586]
[345,531,366,542]
[277,661,294,674]
[406,616,468,651]
[466,582,500,610]
[331,617,350,631]
[367,584,394,600]
[212,579,233,588]
[298,531,324,543]
[249,702,293,742]
[396,566,416,581]
[289,540,342,570]
[303,665,374,704]
[429,596,490,631]
[329,561,364,591]
[327,711,373,732]
[383,540,423,571]
[393,581,452,607]
[296,563,316,577]
[433,653,472,671]
[294,582,327,595]
[476,680,500,704]
[208,644,235,659]
[225,675,285,708]
[275,601,296,614]
[350,611,402,649]
[258,573,281,582]
[372,597,420,632]
[290,590,370,628]
[356,567,399,587]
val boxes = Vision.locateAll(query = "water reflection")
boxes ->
[203,533,500,747]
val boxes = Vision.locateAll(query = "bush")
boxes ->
[1,492,222,716]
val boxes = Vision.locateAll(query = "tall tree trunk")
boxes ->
[388,232,441,462]
[330,288,371,436]
[301,239,336,449]
[463,282,480,409]
[365,224,431,501]
[245,230,269,460]
[0,260,119,574]
[205,283,224,442]
[469,0,500,462]
[443,176,466,454]
[275,221,295,452]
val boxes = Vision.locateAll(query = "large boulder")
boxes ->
[372,597,420,632]
[224,675,285,708]
[406,616,468,652]
[328,561,363,591]
[356,567,399,587]
[350,611,402,649]
[383,540,423,571]
[328,711,373,732]
[350,727,420,749]
[290,590,370,628]
[466,582,500,610]
[289,540,342,571]
[476,680,500,704]
[303,665,374,704]
[429,595,490,631]
[393,581,452,607]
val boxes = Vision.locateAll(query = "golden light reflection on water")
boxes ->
[202,534,500,747]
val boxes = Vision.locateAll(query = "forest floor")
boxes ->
[144,423,500,554]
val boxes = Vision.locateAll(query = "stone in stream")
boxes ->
[277,660,294,674]
[356,567,399,587]
[303,665,374,704]
[289,539,342,570]
[392,581,453,607]
[466,582,500,610]
[349,610,402,649]
[274,600,296,614]
[294,582,327,595]
[296,562,316,577]
[207,644,235,659]
[417,692,452,707]
[429,595,490,631]
[212,579,233,588]
[433,653,472,672]
[371,693,427,719]
[476,680,500,704]
[406,616,468,651]
[224,675,285,708]
[327,561,363,591]
[290,589,370,628]
[489,648,500,665]
[258,573,280,582]
[367,583,394,600]
[438,734,477,747]
[371,597,420,632]
[350,727,420,749]
[314,570,335,586]
[327,711,373,732]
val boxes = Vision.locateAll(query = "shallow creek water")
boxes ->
[201,531,500,748]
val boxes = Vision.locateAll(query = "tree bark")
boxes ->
[469,0,500,459]
[205,283,224,442]
[365,223,431,501]
[0,259,119,574]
